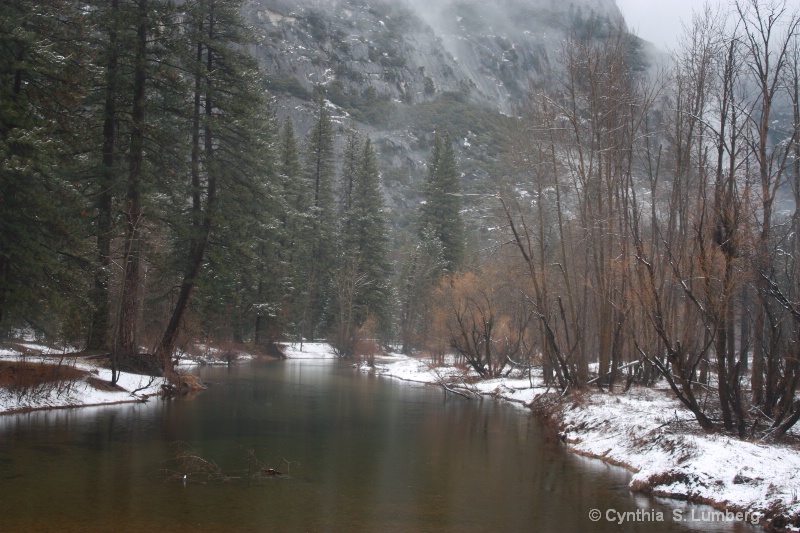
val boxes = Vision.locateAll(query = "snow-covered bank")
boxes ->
[555,389,800,530]
[282,342,339,359]
[0,341,258,415]
[0,345,164,415]
[0,337,285,415]
[371,355,800,531]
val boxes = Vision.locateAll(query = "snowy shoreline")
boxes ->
[0,342,257,415]
[3,342,799,530]
[1,345,163,415]
[364,352,800,532]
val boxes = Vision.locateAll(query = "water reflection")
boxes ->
[0,360,759,532]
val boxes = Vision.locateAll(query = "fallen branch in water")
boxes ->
[160,442,296,483]
[424,362,476,399]
[441,381,472,399]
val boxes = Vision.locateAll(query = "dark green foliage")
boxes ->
[0,0,92,339]
[154,0,275,359]
[274,118,307,337]
[0,0,294,360]
[331,132,393,356]
[347,138,392,317]
[296,99,338,341]
[317,82,395,127]
[418,133,465,274]
[396,92,513,141]
[0,0,497,355]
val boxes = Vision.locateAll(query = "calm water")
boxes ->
[0,360,758,532]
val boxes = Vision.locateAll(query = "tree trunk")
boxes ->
[114,0,148,383]
[155,9,216,372]
[87,0,119,352]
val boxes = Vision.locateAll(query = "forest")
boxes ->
[1,0,799,439]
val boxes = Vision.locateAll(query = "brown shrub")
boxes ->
[0,360,88,402]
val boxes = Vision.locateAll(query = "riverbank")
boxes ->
[0,341,257,415]
[369,355,800,532]
[4,341,799,530]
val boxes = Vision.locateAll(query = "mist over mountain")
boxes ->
[242,0,642,234]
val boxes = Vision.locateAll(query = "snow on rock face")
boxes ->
[257,8,297,25]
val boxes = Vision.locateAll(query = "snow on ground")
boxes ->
[1,340,267,415]
[373,354,800,529]
[560,389,800,528]
[282,342,338,359]
[0,346,164,415]
[374,355,546,408]
[3,339,799,527]
[175,344,256,368]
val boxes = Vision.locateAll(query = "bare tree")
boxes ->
[435,267,533,379]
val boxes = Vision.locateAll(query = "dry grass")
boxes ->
[629,469,695,493]
[0,359,89,402]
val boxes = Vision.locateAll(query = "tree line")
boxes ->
[6,0,795,440]
[0,0,468,382]
[424,0,798,438]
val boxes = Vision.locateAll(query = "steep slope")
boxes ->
[243,0,633,233]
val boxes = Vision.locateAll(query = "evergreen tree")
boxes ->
[278,119,305,236]
[275,118,307,336]
[398,229,446,354]
[299,99,337,341]
[417,133,465,274]
[155,0,269,366]
[0,0,91,338]
[113,0,191,376]
[332,135,392,356]
[349,138,392,322]
[85,0,124,352]
[114,0,153,370]
[339,130,361,220]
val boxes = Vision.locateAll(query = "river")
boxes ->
[0,359,759,532]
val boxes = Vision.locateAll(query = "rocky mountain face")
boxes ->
[242,0,630,233]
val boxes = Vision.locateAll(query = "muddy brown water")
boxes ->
[0,359,760,532]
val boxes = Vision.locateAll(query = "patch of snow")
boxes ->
[283,342,337,359]
[1,353,164,414]
[560,389,800,527]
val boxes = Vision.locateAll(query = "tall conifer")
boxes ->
[299,99,337,341]
[0,0,90,336]
[418,133,465,274]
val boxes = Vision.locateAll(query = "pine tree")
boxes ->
[418,133,465,274]
[299,99,337,341]
[155,0,269,366]
[114,0,152,370]
[332,135,392,356]
[350,138,392,322]
[274,118,307,336]
[79,0,189,376]
[0,0,91,337]
[339,130,361,221]
[85,0,124,352]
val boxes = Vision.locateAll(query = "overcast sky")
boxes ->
[616,0,800,51]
